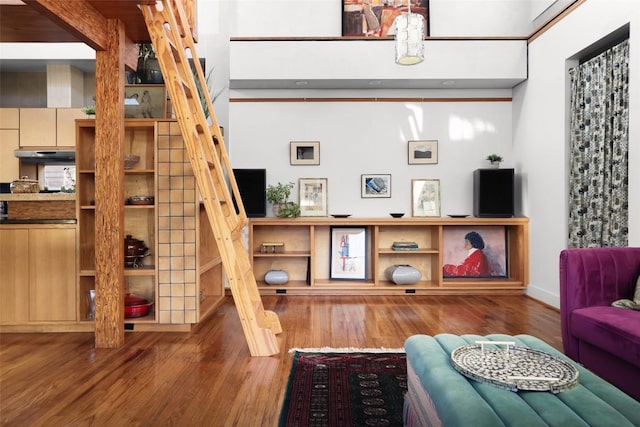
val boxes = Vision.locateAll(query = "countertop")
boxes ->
[0,193,76,201]
[0,219,77,225]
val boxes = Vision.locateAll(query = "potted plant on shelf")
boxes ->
[486,154,503,168]
[81,105,96,118]
[266,182,301,218]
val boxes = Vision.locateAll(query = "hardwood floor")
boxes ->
[0,295,561,426]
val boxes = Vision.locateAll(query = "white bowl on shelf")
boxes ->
[385,265,421,285]
[264,269,289,285]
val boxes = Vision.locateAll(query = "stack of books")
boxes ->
[392,241,419,251]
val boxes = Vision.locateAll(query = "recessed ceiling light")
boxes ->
[295,81,308,86]
[442,80,455,86]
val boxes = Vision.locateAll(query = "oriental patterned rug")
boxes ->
[279,349,407,427]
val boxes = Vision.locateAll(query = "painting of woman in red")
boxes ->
[443,231,490,277]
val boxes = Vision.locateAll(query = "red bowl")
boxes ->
[124,302,153,318]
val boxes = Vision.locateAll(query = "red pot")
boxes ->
[124,293,153,318]
[124,302,153,318]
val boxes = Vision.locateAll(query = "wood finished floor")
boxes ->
[0,295,561,426]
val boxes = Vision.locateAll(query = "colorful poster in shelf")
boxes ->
[330,227,367,280]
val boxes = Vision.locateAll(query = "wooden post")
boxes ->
[94,19,126,348]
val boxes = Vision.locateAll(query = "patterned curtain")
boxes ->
[568,39,629,248]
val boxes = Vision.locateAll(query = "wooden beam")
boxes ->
[24,0,108,50]
[124,38,139,71]
[94,18,126,348]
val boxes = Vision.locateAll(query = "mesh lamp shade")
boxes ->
[394,12,425,65]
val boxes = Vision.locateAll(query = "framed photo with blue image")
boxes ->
[361,174,391,198]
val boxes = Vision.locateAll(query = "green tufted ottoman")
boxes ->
[403,334,640,427]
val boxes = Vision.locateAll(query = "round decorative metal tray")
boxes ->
[450,341,579,393]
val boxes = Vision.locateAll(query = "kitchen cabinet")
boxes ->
[76,119,224,329]
[0,229,29,323]
[0,108,20,182]
[56,108,85,147]
[18,108,81,148]
[0,129,19,182]
[29,228,76,321]
[19,108,56,147]
[0,226,76,324]
[0,108,19,128]
[249,217,529,295]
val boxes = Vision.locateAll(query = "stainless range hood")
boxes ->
[14,149,75,164]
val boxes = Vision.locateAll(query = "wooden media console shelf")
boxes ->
[249,217,529,295]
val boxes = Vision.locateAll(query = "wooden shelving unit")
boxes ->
[76,119,158,323]
[249,217,529,295]
[76,119,225,328]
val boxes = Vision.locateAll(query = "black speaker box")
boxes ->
[473,168,515,218]
[232,169,266,217]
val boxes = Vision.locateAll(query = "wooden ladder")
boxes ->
[140,1,281,356]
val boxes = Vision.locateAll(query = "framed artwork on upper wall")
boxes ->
[299,178,328,217]
[125,85,167,119]
[290,141,320,165]
[411,178,440,217]
[408,140,438,164]
[342,0,430,38]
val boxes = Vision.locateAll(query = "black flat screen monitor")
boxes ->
[232,168,266,217]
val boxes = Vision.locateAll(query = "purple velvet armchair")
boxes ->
[559,247,640,401]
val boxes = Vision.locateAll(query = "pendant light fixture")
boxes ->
[394,1,425,65]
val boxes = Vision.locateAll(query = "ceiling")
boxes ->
[0,1,152,44]
[0,0,155,73]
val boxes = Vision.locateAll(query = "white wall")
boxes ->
[195,1,231,135]
[513,0,640,306]
[230,90,513,217]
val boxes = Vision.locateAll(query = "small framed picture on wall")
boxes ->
[361,174,391,198]
[299,178,328,217]
[412,179,441,217]
[290,141,320,165]
[408,140,438,164]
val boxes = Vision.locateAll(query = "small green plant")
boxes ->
[276,202,301,218]
[81,105,96,115]
[266,182,300,218]
[267,182,295,204]
[486,154,503,162]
